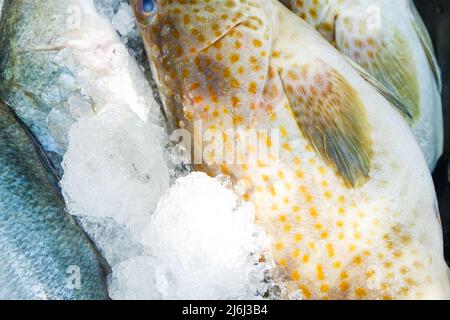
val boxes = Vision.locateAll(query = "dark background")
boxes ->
[414,0,450,264]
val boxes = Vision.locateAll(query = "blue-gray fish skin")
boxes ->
[0,100,109,300]
[0,0,76,175]
[0,0,161,174]
[0,0,87,174]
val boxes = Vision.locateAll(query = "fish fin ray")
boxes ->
[335,19,420,122]
[279,61,373,188]
[344,56,413,121]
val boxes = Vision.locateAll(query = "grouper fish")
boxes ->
[280,0,443,170]
[0,100,108,300]
[133,0,450,299]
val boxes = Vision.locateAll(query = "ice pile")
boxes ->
[61,107,170,246]
[63,128,276,298]
[45,0,163,158]
[51,0,162,265]
[108,173,274,300]
[94,0,162,124]
[60,0,278,299]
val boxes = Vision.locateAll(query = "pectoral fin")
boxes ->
[279,62,373,188]
[335,20,420,123]
[345,56,413,121]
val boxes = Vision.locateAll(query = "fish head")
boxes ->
[132,0,272,127]
[132,0,261,57]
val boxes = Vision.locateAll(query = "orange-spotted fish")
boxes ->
[280,0,443,170]
[132,0,450,299]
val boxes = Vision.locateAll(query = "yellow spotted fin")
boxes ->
[344,56,414,121]
[279,61,373,188]
[334,22,421,122]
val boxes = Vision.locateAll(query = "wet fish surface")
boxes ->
[280,0,444,170]
[0,0,162,175]
[0,0,79,173]
[134,0,450,299]
[0,100,108,300]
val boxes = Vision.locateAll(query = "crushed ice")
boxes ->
[108,173,275,300]
[59,0,279,299]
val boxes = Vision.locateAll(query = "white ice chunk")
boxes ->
[108,256,161,300]
[111,3,135,37]
[61,106,171,244]
[109,173,275,300]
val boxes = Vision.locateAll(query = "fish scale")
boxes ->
[134,0,450,299]
[0,100,108,300]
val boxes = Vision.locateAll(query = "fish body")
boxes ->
[0,0,81,172]
[134,0,450,299]
[280,0,443,170]
[0,100,108,300]
[0,0,158,174]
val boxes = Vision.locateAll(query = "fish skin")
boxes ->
[0,100,109,300]
[0,0,154,175]
[0,0,83,175]
[280,0,444,170]
[133,0,450,299]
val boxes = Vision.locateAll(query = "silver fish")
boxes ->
[0,0,158,174]
[0,100,108,300]
[0,0,81,174]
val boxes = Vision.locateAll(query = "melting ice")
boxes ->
[60,0,278,299]
[108,173,275,300]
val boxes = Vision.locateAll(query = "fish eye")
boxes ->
[141,0,156,15]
